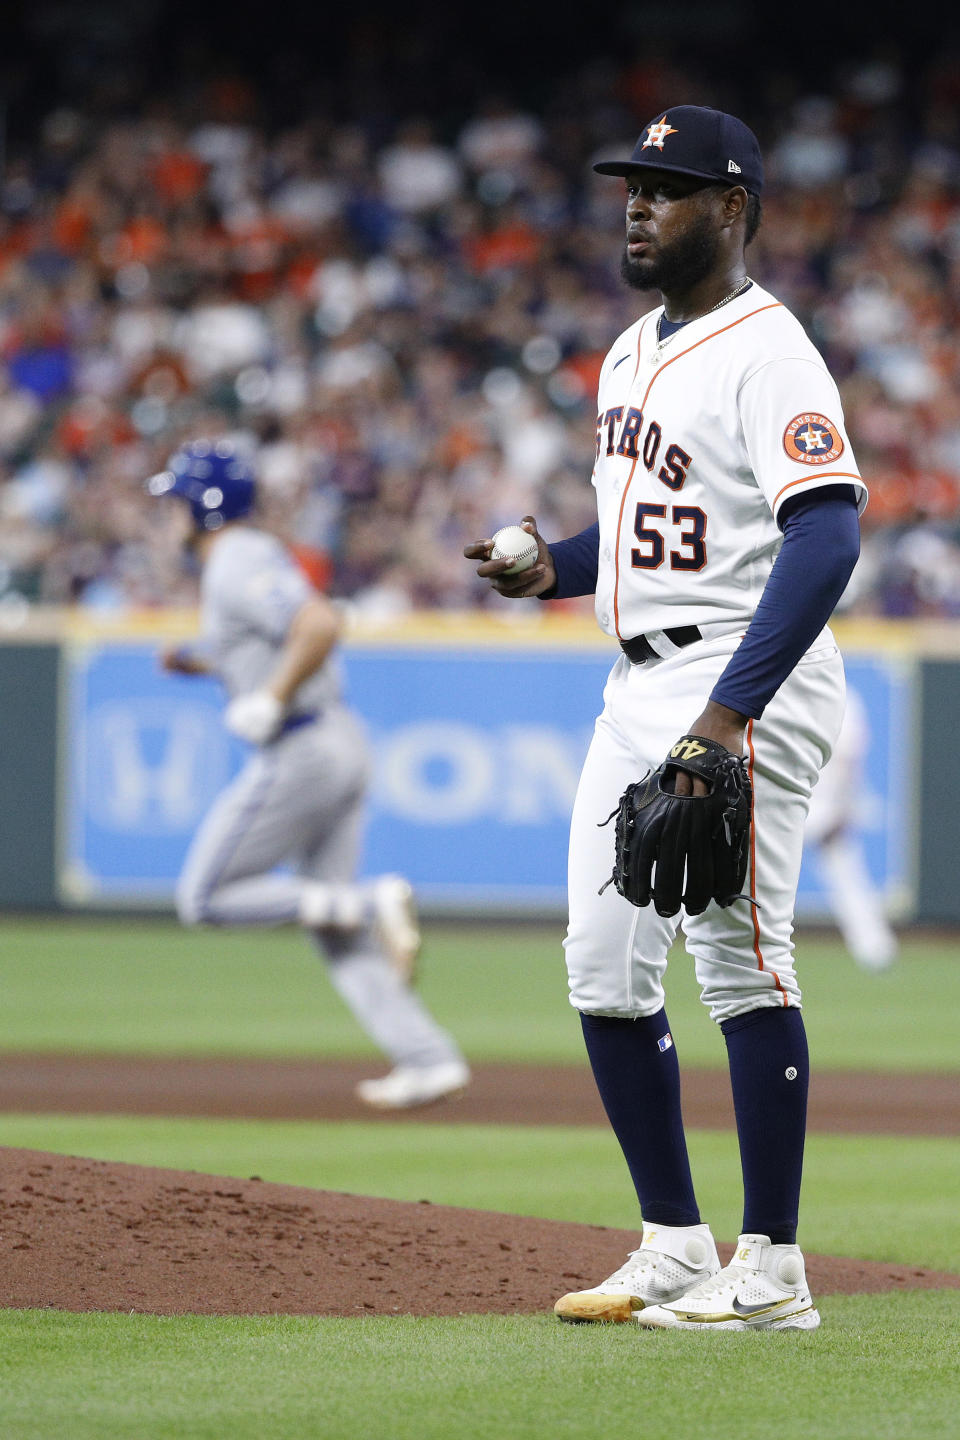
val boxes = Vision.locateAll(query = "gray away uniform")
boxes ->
[176,525,462,1070]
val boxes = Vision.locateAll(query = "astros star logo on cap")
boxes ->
[642,116,679,151]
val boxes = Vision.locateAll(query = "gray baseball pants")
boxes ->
[176,706,461,1069]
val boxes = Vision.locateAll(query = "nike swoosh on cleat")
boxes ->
[731,1295,805,1318]
[611,354,631,371]
[668,1295,805,1324]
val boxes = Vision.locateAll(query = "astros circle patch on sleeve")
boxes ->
[782,413,844,465]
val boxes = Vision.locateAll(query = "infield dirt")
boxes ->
[1,1054,958,1316]
[1,1054,957,1134]
[3,1147,959,1317]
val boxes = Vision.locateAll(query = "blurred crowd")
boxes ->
[4,47,960,619]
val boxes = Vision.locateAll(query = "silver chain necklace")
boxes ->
[656,277,752,348]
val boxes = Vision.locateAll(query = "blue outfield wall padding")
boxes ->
[58,639,912,919]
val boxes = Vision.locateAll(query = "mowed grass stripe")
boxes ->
[2,1301,959,1440]
[0,917,958,1071]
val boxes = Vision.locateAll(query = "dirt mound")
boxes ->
[2,1149,957,1317]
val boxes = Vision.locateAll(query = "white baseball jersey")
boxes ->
[564,280,862,1024]
[201,526,341,711]
[591,280,867,643]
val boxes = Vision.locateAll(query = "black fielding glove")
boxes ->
[600,735,753,918]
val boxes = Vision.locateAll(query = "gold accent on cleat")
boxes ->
[554,1293,640,1323]
[731,1295,808,1320]
[672,1296,810,1325]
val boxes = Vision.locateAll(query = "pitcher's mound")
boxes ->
[2,1149,956,1317]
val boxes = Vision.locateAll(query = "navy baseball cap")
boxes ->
[594,105,764,195]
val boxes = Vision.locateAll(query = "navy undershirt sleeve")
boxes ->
[542,521,600,599]
[709,486,860,720]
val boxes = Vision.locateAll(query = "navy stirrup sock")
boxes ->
[721,1006,810,1246]
[580,1010,700,1227]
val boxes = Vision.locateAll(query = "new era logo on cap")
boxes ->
[728,160,742,173]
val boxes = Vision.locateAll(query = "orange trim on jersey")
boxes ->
[611,313,656,637]
[772,471,863,511]
[745,720,787,1005]
[612,303,783,639]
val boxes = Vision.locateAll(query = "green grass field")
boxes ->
[1,915,958,1068]
[1,916,958,1440]
[4,1299,960,1440]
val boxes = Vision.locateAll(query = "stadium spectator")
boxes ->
[1,51,960,617]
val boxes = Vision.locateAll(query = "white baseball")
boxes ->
[490,524,539,575]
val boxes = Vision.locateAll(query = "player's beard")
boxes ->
[620,211,721,296]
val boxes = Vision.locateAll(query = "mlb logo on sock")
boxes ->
[658,1033,674,1052]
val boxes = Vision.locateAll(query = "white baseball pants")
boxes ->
[565,630,846,1023]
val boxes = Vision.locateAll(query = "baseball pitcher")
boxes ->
[468,106,865,1330]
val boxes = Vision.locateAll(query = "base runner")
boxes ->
[150,441,469,1110]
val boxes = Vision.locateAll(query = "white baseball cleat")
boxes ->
[554,1222,720,1323]
[854,942,898,973]
[355,1060,471,1110]
[635,1232,821,1330]
[373,875,421,982]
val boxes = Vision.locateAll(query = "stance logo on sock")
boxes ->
[657,1033,674,1052]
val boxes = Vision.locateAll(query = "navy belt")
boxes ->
[277,711,320,737]
[620,625,702,665]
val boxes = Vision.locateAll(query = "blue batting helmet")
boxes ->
[147,440,256,531]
